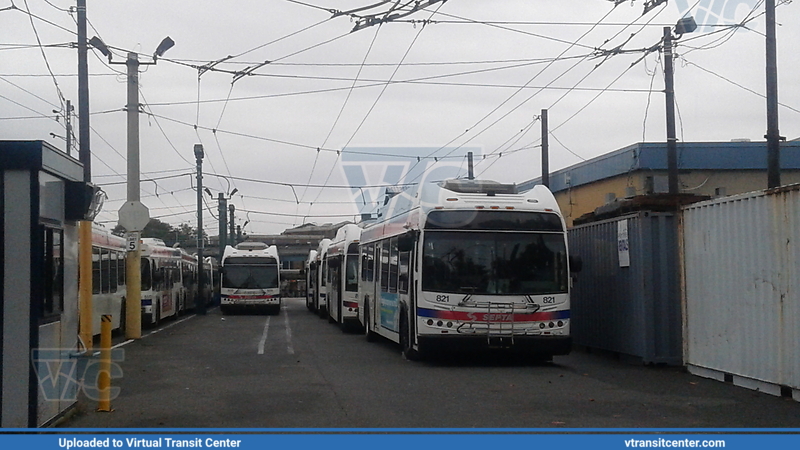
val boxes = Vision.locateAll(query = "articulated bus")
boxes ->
[358,178,578,361]
[324,224,362,331]
[220,242,281,314]
[305,250,317,311]
[310,238,331,318]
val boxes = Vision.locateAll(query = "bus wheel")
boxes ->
[364,302,376,342]
[318,305,327,319]
[400,311,421,361]
[220,305,231,315]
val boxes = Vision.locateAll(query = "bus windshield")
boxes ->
[421,231,567,295]
[222,264,279,290]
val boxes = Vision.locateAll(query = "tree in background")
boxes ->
[112,218,203,248]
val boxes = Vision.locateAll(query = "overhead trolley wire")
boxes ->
[406,1,626,184]
[307,0,447,211]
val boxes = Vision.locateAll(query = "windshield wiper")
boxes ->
[524,295,541,312]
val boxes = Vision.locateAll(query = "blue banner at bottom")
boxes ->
[0,431,798,450]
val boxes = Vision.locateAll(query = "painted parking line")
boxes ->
[257,316,271,355]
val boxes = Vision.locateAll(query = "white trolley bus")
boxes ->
[305,249,317,311]
[91,225,127,334]
[310,238,331,318]
[358,178,577,360]
[220,242,281,314]
[325,224,362,331]
[140,238,190,326]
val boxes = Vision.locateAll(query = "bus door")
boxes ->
[378,238,400,333]
[329,257,341,321]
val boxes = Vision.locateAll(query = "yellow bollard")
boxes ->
[97,314,113,412]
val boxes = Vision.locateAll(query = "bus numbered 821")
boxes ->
[358,178,581,361]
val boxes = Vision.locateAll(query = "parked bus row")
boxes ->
[90,225,216,336]
[305,178,581,361]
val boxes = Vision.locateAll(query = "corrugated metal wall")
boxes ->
[569,211,682,365]
[682,185,800,394]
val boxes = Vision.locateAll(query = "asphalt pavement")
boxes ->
[59,298,800,429]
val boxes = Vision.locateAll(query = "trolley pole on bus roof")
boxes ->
[195,144,206,316]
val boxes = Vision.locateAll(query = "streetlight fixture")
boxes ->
[153,37,175,61]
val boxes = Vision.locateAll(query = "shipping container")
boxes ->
[682,184,800,401]
[569,211,682,365]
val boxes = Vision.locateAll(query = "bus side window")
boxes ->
[368,244,375,282]
[109,251,119,293]
[399,251,410,294]
[389,237,398,293]
[117,253,126,286]
[380,240,389,292]
[361,248,368,282]
[92,246,101,294]
[154,267,165,291]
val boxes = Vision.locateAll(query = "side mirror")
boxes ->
[569,255,583,273]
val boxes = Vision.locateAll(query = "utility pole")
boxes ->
[90,35,175,339]
[195,144,206,315]
[123,52,144,339]
[663,27,679,195]
[229,204,236,245]
[76,0,93,351]
[541,109,549,188]
[765,0,781,189]
[218,193,227,258]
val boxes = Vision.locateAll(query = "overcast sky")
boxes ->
[2,0,799,235]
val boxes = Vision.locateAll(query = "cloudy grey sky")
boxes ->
[2,0,799,235]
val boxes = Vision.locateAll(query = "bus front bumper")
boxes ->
[417,335,572,356]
